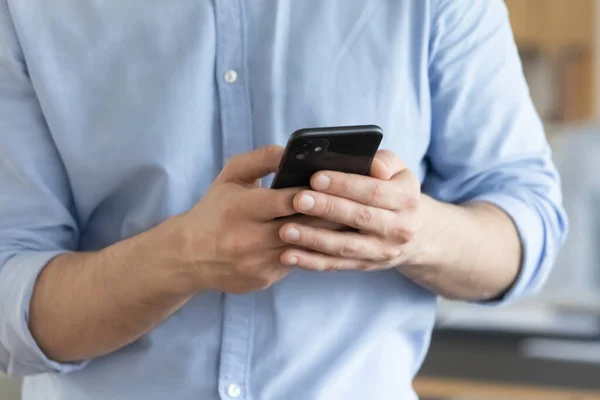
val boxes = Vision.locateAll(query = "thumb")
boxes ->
[370,150,407,180]
[217,145,284,184]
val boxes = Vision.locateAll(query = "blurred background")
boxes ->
[2,1,600,399]
[416,0,600,399]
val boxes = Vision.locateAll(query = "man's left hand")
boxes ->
[279,150,423,271]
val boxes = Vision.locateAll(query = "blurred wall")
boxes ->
[596,0,600,117]
[0,375,20,400]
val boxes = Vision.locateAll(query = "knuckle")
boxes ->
[376,150,395,166]
[387,225,404,241]
[339,177,353,193]
[404,218,421,240]
[322,198,337,217]
[264,144,282,159]
[311,258,327,272]
[404,194,420,212]
[263,145,284,168]
[369,182,387,204]
[328,264,340,272]
[308,232,324,249]
[381,246,402,262]
[227,153,242,165]
[339,242,359,258]
[358,262,372,271]
[390,224,417,243]
[220,189,246,218]
[221,203,239,223]
[354,207,373,226]
[365,262,381,272]
[378,149,395,159]
[404,226,418,241]
[407,170,420,187]
[226,153,245,171]
[384,215,416,242]
[324,260,339,272]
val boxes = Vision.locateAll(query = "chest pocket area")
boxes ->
[280,2,424,159]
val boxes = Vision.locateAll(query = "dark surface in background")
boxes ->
[419,329,600,391]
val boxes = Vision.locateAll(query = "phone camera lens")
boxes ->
[296,153,306,160]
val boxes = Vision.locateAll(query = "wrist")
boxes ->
[102,215,206,298]
[401,195,457,269]
[154,214,212,295]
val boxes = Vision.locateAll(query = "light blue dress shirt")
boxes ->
[0,1,567,399]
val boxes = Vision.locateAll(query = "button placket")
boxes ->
[214,1,254,166]
[214,0,255,399]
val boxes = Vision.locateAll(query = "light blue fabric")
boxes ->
[0,1,567,399]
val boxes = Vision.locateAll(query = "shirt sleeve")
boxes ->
[424,0,568,305]
[0,2,88,377]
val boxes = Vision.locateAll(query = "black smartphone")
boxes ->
[270,125,383,189]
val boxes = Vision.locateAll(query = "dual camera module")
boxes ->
[295,139,330,160]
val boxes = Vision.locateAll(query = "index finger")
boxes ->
[310,172,404,210]
[217,145,284,185]
[370,150,407,180]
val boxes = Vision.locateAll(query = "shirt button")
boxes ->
[227,383,242,398]
[224,69,238,83]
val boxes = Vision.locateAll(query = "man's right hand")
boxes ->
[27,145,342,363]
[169,145,301,294]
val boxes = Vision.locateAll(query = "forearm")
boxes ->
[401,195,522,301]
[29,217,196,363]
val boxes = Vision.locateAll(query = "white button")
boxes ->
[227,383,242,398]
[224,69,238,83]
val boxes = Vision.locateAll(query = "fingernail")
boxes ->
[283,256,298,266]
[284,227,300,242]
[297,194,316,211]
[313,174,331,190]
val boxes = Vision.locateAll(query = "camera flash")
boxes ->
[314,147,323,152]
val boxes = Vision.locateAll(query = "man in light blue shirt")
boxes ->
[0,1,566,399]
